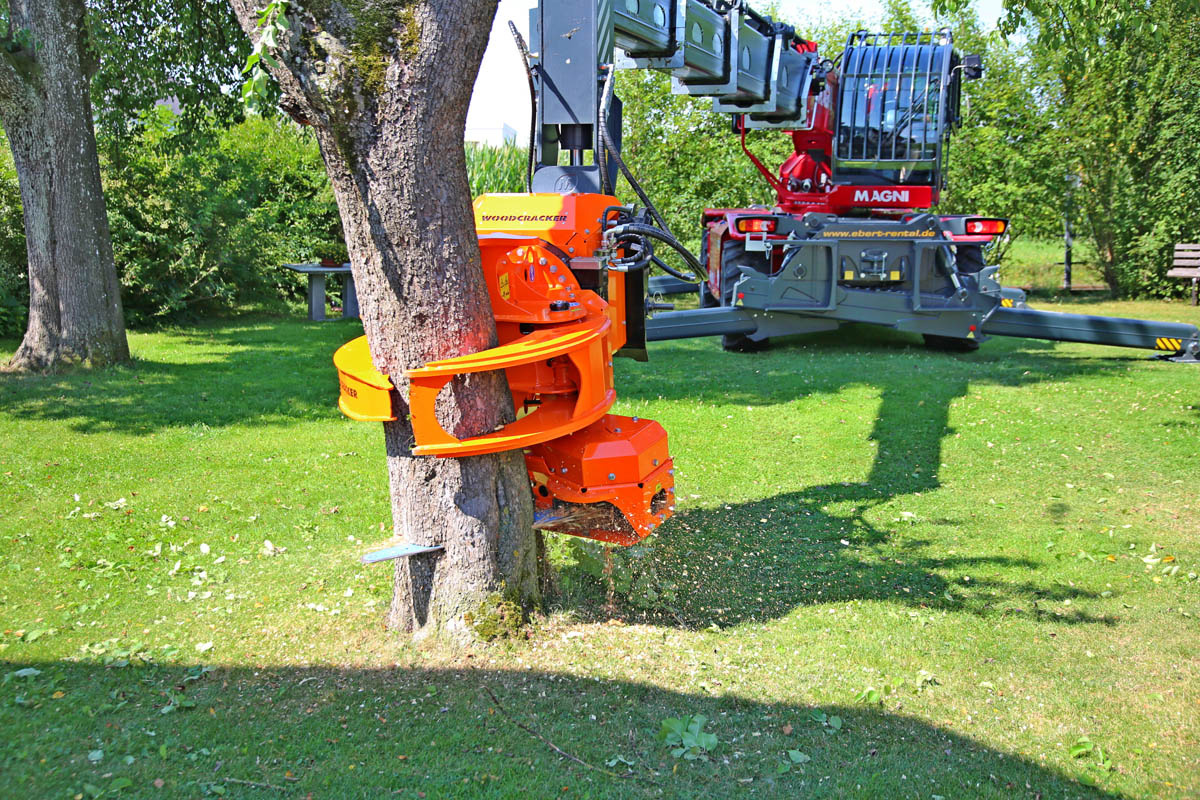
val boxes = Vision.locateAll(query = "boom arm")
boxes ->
[526,0,820,194]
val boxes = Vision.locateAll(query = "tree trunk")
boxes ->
[227,0,539,639]
[0,0,129,371]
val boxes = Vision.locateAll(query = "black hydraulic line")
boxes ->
[508,21,537,193]
[607,223,703,282]
[650,255,693,283]
[983,306,1200,356]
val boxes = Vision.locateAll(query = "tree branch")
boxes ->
[483,686,642,781]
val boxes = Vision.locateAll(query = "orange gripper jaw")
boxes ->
[405,315,616,457]
[332,193,677,543]
[333,335,396,422]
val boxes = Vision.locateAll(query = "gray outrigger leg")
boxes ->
[983,306,1200,362]
[646,307,760,341]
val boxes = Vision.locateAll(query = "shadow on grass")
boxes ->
[0,660,1120,799]
[0,317,362,434]
[2,319,1130,630]
[550,327,1128,628]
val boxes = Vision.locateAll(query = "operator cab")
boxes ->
[834,29,964,190]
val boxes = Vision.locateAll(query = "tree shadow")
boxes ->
[0,659,1122,799]
[550,327,1133,628]
[0,316,363,434]
[1,319,1141,632]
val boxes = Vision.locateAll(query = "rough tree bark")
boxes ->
[228,0,539,639]
[0,0,130,371]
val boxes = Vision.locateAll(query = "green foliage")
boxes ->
[463,593,525,641]
[775,748,810,774]
[933,0,1181,59]
[1041,0,1200,296]
[0,129,545,330]
[85,1,250,141]
[465,141,526,197]
[100,112,341,324]
[0,133,26,337]
[809,709,843,735]
[656,715,718,760]
[938,10,1069,245]
[311,240,349,264]
[1070,735,1114,783]
[241,1,292,113]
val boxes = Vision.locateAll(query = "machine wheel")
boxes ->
[719,239,771,352]
[955,244,985,274]
[923,333,981,352]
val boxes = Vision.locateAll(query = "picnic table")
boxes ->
[283,262,360,321]
[1168,244,1200,306]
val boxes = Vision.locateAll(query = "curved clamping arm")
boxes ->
[404,316,616,457]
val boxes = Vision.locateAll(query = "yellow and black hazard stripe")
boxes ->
[1000,298,1015,308]
[1155,337,1184,351]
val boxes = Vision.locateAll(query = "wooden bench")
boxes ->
[1168,244,1200,306]
[283,262,360,321]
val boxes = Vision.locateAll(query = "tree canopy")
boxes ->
[0,0,247,140]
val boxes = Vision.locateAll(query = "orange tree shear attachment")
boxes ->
[332,193,675,545]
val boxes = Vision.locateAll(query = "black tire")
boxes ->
[956,244,985,274]
[923,333,981,352]
[719,239,771,352]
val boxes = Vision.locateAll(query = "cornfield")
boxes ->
[465,141,527,197]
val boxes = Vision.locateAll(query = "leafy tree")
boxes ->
[227,0,539,638]
[945,0,1200,294]
[1046,1,1200,294]
[0,0,248,370]
[938,9,1069,247]
[934,0,1177,55]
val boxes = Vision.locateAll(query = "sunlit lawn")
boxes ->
[1,296,1197,798]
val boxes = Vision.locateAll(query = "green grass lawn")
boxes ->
[995,238,1107,290]
[1,299,1198,799]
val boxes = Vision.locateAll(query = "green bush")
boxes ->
[102,112,342,324]
[0,130,535,332]
[0,133,28,338]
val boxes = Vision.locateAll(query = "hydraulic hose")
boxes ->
[608,223,703,283]
[598,67,613,196]
[508,21,537,193]
[650,256,693,283]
